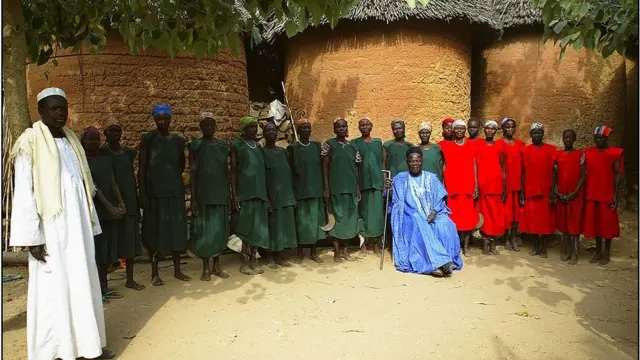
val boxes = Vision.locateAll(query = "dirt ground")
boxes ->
[3,212,638,360]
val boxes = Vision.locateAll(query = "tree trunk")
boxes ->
[2,0,31,140]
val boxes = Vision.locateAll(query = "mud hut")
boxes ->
[25,34,249,146]
[472,0,628,148]
[263,0,500,142]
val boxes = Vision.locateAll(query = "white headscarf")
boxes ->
[419,122,432,131]
[530,122,545,131]
[484,120,499,129]
[452,119,466,128]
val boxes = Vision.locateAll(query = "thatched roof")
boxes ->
[492,0,542,28]
[262,0,502,42]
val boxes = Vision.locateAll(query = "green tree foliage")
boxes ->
[533,0,638,59]
[23,0,359,65]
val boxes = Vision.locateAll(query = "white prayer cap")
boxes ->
[37,87,67,102]
[530,122,545,131]
[452,119,466,128]
[484,120,499,129]
[419,122,432,131]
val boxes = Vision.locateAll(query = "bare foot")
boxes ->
[267,260,279,270]
[334,254,344,263]
[568,257,578,265]
[310,253,324,263]
[598,255,610,265]
[504,241,513,251]
[295,254,304,264]
[251,262,265,274]
[212,269,230,279]
[174,272,191,281]
[341,252,355,262]
[200,271,211,282]
[239,264,256,275]
[359,246,368,257]
[540,251,548,259]
[151,276,164,286]
[463,245,470,257]
[516,236,523,247]
[589,253,602,264]
[275,259,292,267]
[125,281,146,291]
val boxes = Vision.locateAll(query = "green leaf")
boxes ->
[418,0,429,6]
[193,40,207,60]
[542,1,556,25]
[560,34,573,48]
[559,46,567,60]
[553,20,567,34]
[406,0,417,9]
[572,37,584,50]
[284,20,298,38]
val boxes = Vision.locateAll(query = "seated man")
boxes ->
[390,147,463,277]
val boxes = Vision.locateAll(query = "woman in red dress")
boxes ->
[584,126,622,266]
[554,129,585,265]
[496,118,525,251]
[441,119,479,257]
[475,120,506,256]
[519,122,557,258]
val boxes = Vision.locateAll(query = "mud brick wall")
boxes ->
[284,20,472,143]
[473,30,627,148]
[25,35,249,206]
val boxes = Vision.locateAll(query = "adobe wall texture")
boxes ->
[624,58,638,189]
[284,20,472,143]
[473,31,627,148]
[26,36,249,147]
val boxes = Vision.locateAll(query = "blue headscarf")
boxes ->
[152,104,172,118]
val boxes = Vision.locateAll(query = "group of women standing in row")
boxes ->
[83,104,624,292]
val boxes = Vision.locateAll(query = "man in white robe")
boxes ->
[10,88,114,360]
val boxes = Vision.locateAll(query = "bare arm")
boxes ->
[110,172,125,213]
[612,157,621,209]
[500,153,507,202]
[189,145,198,216]
[138,135,148,209]
[568,153,586,200]
[322,153,330,202]
[179,138,186,173]
[520,162,526,205]
[95,187,121,219]
[382,144,388,170]
[473,157,479,199]
[550,160,557,204]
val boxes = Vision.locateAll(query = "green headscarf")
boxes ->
[239,116,257,131]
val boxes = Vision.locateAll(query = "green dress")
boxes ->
[141,131,187,255]
[353,138,385,237]
[263,147,297,251]
[383,140,413,178]
[231,139,269,249]
[322,138,362,240]
[100,145,141,259]
[89,155,118,266]
[421,144,444,181]
[188,139,230,258]
[289,141,327,245]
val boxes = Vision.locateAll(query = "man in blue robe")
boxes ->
[390,147,463,277]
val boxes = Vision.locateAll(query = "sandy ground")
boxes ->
[3,212,639,360]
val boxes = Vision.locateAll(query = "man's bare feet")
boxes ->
[151,276,164,286]
[125,281,145,291]
[334,254,343,263]
[341,250,355,261]
[200,271,211,281]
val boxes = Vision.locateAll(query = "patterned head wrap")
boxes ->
[334,117,346,124]
[501,117,515,127]
[452,119,467,128]
[359,117,371,124]
[594,125,612,136]
[484,120,499,129]
[239,116,257,130]
[391,119,405,127]
[81,126,100,140]
[419,122,432,132]
[442,118,455,126]
[295,118,310,128]
[530,122,545,131]
[152,104,172,118]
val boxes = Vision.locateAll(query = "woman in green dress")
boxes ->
[82,127,125,301]
[188,113,231,281]
[139,104,189,286]
[101,123,145,291]
[231,116,269,275]
[383,119,414,179]
[322,117,362,263]
[418,122,444,182]
[262,122,297,268]
[353,117,385,256]
[288,119,326,264]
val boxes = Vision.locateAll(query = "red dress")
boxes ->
[476,140,506,236]
[519,143,557,235]
[496,138,525,228]
[555,150,585,235]
[441,139,479,231]
[584,147,623,239]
